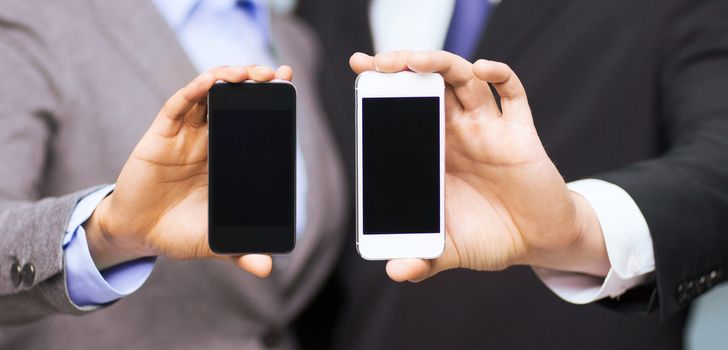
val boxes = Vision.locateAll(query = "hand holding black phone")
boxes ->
[208,81,296,254]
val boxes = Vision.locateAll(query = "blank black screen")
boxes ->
[211,110,293,227]
[362,97,440,234]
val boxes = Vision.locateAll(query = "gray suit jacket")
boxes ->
[0,0,346,348]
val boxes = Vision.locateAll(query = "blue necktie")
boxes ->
[443,0,493,61]
[236,0,271,50]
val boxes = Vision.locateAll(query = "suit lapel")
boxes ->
[88,0,198,100]
[477,0,570,62]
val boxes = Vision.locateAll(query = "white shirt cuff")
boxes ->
[533,179,655,304]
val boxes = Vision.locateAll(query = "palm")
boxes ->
[444,174,524,271]
[350,51,607,282]
[108,103,212,259]
[84,66,287,275]
[440,81,558,271]
[153,186,208,259]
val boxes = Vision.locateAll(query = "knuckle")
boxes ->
[208,65,227,76]
[161,98,176,113]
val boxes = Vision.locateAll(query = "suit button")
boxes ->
[9,261,22,287]
[706,277,714,288]
[262,326,283,348]
[710,269,723,282]
[694,280,705,295]
[21,263,35,287]
[677,291,688,305]
[676,283,688,304]
[685,280,695,298]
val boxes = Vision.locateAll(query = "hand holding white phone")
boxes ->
[351,51,611,283]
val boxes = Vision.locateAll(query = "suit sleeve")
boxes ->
[0,22,103,324]
[595,0,728,319]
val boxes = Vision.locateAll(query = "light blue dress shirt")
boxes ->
[64,185,156,306]
[63,0,308,306]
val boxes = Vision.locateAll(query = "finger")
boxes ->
[151,72,216,136]
[372,50,412,72]
[248,65,276,82]
[275,65,293,81]
[386,259,432,282]
[208,65,251,84]
[407,51,497,114]
[444,86,462,120]
[386,256,457,283]
[350,52,376,74]
[385,235,462,282]
[234,254,273,278]
[473,59,531,121]
[188,66,253,126]
[152,67,250,136]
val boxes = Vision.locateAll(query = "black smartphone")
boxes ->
[208,81,296,254]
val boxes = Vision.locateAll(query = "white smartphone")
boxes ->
[355,71,446,260]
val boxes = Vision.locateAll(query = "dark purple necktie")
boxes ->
[443,0,493,61]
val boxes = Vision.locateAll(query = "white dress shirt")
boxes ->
[370,0,655,303]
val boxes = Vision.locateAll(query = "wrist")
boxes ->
[561,192,611,276]
[83,195,146,270]
[527,192,610,277]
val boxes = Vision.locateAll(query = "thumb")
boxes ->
[386,259,433,282]
[234,254,273,278]
[385,242,462,282]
